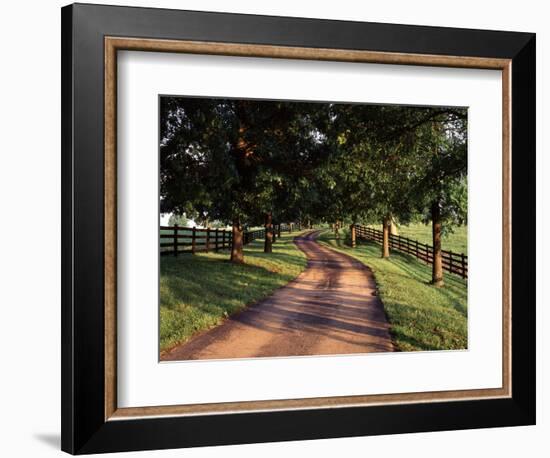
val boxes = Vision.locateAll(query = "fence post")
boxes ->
[215,228,219,252]
[449,251,453,275]
[173,224,178,257]
[461,253,466,279]
[416,240,419,259]
[191,227,196,254]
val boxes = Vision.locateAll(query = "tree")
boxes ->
[160,96,467,283]
[160,97,248,262]
[264,211,273,253]
[406,111,468,285]
[160,97,327,263]
[168,213,189,227]
[355,105,467,270]
[324,104,420,254]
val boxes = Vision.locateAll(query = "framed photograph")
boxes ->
[61,3,536,454]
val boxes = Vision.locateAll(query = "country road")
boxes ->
[162,230,394,361]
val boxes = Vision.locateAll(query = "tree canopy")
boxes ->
[160,96,467,279]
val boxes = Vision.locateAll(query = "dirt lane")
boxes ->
[162,230,394,361]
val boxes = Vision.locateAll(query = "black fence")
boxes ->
[354,224,468,279]
[160,222,302,256]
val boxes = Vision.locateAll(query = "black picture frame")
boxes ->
[61,3,535,454]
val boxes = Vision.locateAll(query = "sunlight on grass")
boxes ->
[395,222,467,254]
[318,229,468,352]
[160,231,308,352]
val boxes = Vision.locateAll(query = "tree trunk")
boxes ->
[230,217,244,264]
[431,201,444,286]
[335,221,340,239]
[264,212,273,253]
[382,215,391,258]
[350,224,356,248]
[277,223,281,238]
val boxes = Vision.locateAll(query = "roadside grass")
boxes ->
[160,230,308,353]
[395,222,468,254]
[318,229,468,352]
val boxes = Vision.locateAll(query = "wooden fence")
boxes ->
[354,224,468,279]
[160,222,301,256]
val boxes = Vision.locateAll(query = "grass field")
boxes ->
[394,222,468,254]
[159,231,308,353]
[318,229,468,352]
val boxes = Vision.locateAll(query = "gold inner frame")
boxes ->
[104,37,512,421]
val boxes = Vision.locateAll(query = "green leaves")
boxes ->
[160,97,467,231]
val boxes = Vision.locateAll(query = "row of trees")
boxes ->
[160,97,467,286]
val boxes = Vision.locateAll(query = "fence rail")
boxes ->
[160,222,301,256]
[354,224,468,279]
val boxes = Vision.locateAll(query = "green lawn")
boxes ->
[394,223,468,254]
[318,229,468,352]
[159,231,308,353]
